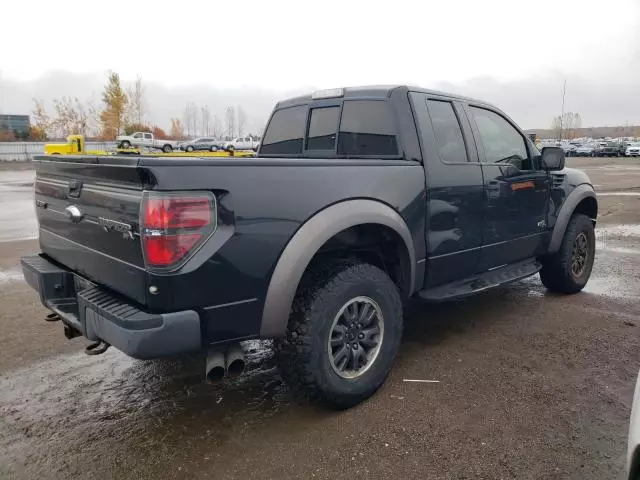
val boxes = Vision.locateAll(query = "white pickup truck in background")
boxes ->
[223,136,261,151]
[116,132,178,153]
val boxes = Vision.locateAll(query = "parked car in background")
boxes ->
[538,140,577,156]
[224,136,260,151]
[116,132,178,153]
[626,143,640,157]
[558,141,577,157]
[597,142,626,157]
[179,137,223,152]
[575,143,598,157]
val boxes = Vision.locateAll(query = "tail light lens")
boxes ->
[141,193,216,267]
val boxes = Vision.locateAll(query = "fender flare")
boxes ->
[548,184,597,253]
[260,199,416,337]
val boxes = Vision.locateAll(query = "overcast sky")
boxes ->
[1,0,639,129]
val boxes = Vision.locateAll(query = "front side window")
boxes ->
[260,105,307,155]
[427,100,469,163]
[338,101,398,156]
[133,133,142,139]
[470,106,530,169]
[307,106,339,151]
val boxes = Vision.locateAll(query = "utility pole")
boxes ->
[559,79,566,140]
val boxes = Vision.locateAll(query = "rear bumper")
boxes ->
[21,255,201,359]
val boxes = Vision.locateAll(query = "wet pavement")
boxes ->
[0,170,37,243]
[0,159,639,479]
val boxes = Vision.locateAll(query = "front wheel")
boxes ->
[540,213,595,293]
[276,261,403,409]
[185,145,194,152]
[119,140,131,149]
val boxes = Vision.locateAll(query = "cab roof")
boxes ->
[276,85,489,109]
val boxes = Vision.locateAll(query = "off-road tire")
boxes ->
[276,261,403,409]
[540,213,595,293]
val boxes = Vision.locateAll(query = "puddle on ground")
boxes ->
[597,192,640,197]
[581,276,637,299]
[0,268,24,284]
[0,340,291,472]
[585,165,640,171]
[595,242,640,255]
[597,224,640,238]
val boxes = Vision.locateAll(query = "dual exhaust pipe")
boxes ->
[205,343,246,382]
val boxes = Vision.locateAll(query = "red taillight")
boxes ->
[143,234,202,266]
[141,193,215,267]
[144,197,211,229]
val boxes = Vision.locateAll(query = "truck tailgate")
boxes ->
[33,155,149,305]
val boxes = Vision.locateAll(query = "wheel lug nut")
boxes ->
[358,333,364,339]
[352,343,358,349]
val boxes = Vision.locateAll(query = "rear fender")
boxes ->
[260,199,416,337]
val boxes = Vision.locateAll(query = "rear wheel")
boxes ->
[162,144,173,153]
[540,213,595,293]
[210,145,218,152]
[276,261,403,409]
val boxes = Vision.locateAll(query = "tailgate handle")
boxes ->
[67,180,83,198]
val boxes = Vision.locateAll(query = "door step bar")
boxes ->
[418,258,541,302]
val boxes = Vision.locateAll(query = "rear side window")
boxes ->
[307,107,339,151]
[426,100,469,163]
[260,106,307,154]
[338,101,398,156]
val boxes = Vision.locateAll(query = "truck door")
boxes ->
[132,132,143,146]
[464,104,549,269]
[410,93,485,287]
[143,132,153,147]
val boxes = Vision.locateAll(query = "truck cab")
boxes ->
[44,134,85,155]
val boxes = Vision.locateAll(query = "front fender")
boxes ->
[260,199,416,337]
[548,184,596,253]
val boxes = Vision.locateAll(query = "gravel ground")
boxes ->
[0,157,639,480]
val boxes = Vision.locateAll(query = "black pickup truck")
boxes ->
[21,86,598,408]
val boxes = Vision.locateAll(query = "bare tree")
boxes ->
[182,102,198,138]
[225,106,236,139]
[212,114,222,138]
[126,76,146,126]
[236,106,247,137]
[551,112,581,139]
[31,99,51,139]
[52,96,91,138]
[201,106,211,136]
[551,116,562,139]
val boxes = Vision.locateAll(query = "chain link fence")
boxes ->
[0,142,116,162]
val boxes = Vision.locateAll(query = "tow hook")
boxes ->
[85,341,110,356]
[45,312,61,322]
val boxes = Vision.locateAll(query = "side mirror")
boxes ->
[541,146,565,171]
